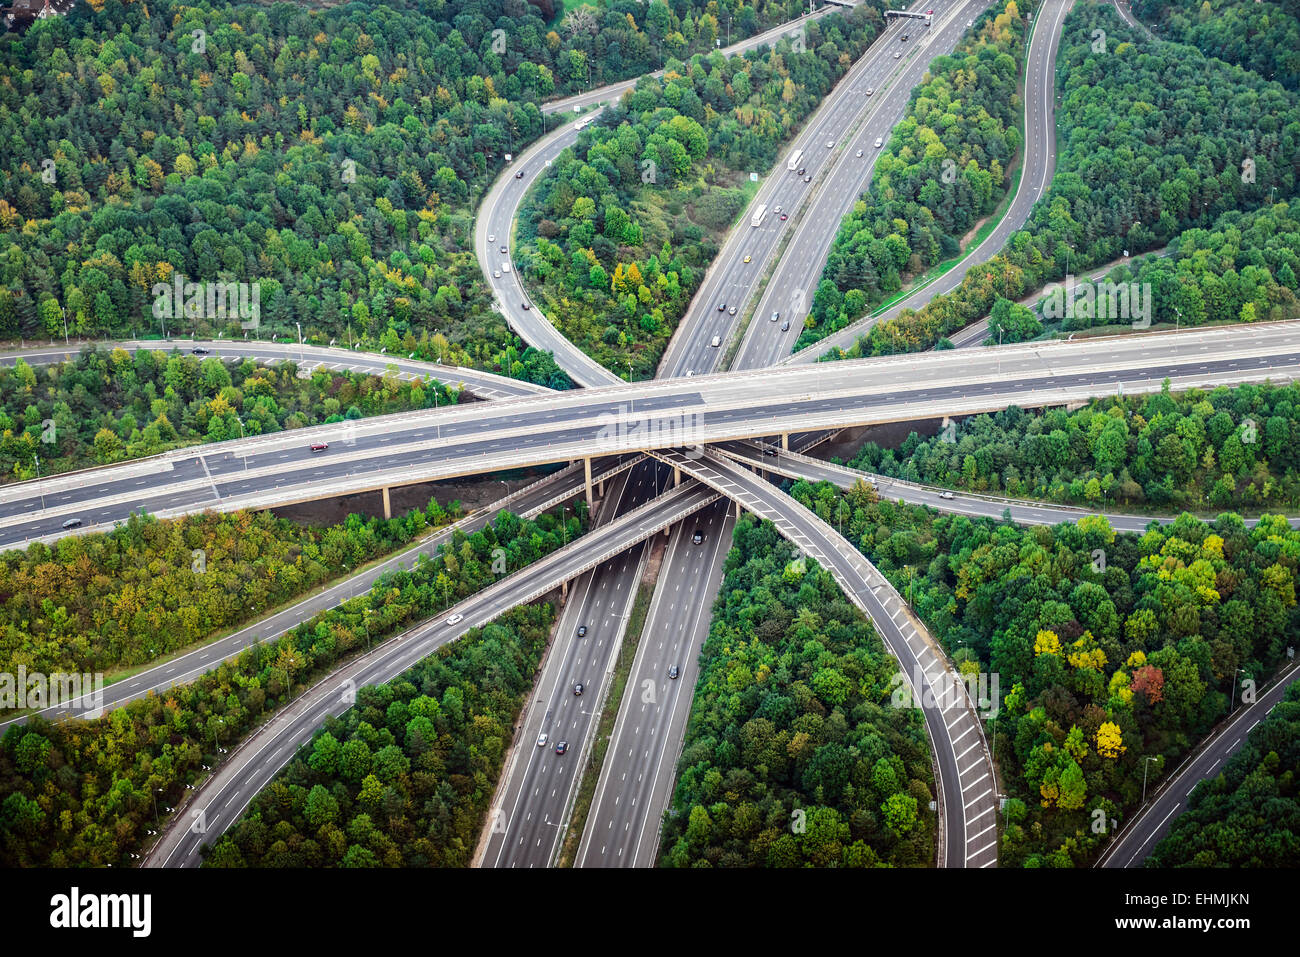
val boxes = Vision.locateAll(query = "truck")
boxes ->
[786,148,804,172]
[751,204,766,227]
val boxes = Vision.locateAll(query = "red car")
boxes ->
[310,443,329,452]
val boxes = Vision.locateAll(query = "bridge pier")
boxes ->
[781,433,789,451]
[584,457,593,509]
[381,486,392,519]
[673,466,681,487]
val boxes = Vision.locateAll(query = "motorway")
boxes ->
[0,339,550,400]
[1097,659,1300,869]
[734,0,994,369]
[478,11,838,387]
[142,474,725,866]
[0,458,642,728]
[481,460,659,867]
[785,0,1074,363]
[7,322,1297,547]
[652,447,1000,867]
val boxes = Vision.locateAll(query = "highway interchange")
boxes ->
[8,0,1294,871]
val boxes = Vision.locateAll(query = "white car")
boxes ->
[488,233,495,243]
[856,149,864,157]
[710,335,721,348]
[446,613,463,625]
[894,51,902,58]
[874,137,884,149]
[536,732,548,748]
[865,87,874,96]
[493,270,501,278]
[938,491,954,500]
[501,261,511,273]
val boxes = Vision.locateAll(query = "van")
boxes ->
[501,261,511,273]
[710,335,721,348]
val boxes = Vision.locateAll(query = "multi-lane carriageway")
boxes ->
[6,322,1299,550]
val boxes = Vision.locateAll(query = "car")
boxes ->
[743,254,751,263]
[577,625,587,638]
[555,740,568,755]
[692,531,704,544]
[728,306,736,315]
[770,311,780,322]
[493,270,501,278]
[773,205,782,213]
[717,303,726,312]
[901,33,909,40]
[499,245,508,254]
[781,319,790,331]
[446,613,464,625]
[865,87,874,96]
[515,170,524,178]
[521,301,531,310]
[685,370,694,377]
[537,732,548,748]
[874,137,884,149]
[488,233,496,243]
[967,19,973,27]
[938,491,955,500]
[668,666,680,680]
[762,446,778,456]
[310,442,329,452]
[797,167,806,175]
[856,149,864,157]
[192,347,209,355]
[573,682,584,696]
[894,51,902,58]
[501,262,511,273]
[61,517,83,530]
[826,141,834,149]
[710,335,721,348]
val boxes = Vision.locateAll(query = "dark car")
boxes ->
[573,682,584,696]
[901,33,909,40]
[577,625,587,638]
[61,517,83,529]
[762,447,778,456]
[515,170,524,178]
[555,740,569,755]
[781,319,790,331]
[668,666,680,680]
[797,167,806,175]
[499,245,508,254]
[521,302,531,310]
[717,303,726,312]
[692,531,704,545]
[192,347,209,355]
[310,443,329,452]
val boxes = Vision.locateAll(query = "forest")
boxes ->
[0,0,805,370]
[0,346,461,480]
[0,503,459,678]
[848,381,1300,512]
[788,478,1300,866]
[823,3,1299,359]
[1147,681,1300,867]
[1132,0,1300,92]
[797,0,1026,350]
[201,604,553,867]
[517,5,888,376]
[660,515,936,867]
[0,503,583,866]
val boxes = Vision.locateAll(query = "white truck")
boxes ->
[787,148,804,172]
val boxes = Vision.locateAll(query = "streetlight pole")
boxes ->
[1141,755,1156,804]
[236,417,247,472]
[34,454,45,510]
[295,321,304,365]
[1229,667,1245,710]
